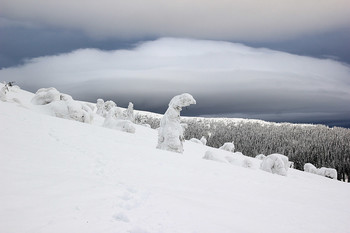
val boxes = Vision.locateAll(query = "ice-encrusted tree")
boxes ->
[157,93,196,153]
[126,102,135,123]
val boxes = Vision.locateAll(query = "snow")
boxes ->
[1,84,350,233]
[157,93,196,153]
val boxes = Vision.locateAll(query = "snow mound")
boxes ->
[31,87,61,105]
[260,153,289,176]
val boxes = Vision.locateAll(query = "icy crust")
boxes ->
[157,93,196,153]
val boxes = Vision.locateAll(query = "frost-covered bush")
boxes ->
[317,167,338,179]
[50,94,94,123]
[219,142,235,153]
[96,99,117,117]
[125,102,135,122]
[31,87,60,105]
[255,154,266,160]
[105,100,116,112]
[200,136,207,145]
[304,163,337,179]
[0,85,8,101]
[103,107,135,133]
[260,154,289,176]
[157,93,196,153]
[1,81,19,101]
[304,163,318,174]
[96,98,105,116]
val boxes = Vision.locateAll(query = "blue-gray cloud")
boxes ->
[1,38,349,126]
[1,0,349,41]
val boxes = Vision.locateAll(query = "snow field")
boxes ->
[1,85,350,233]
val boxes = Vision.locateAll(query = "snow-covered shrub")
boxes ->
[31,87,60,105]
[304,163,318,174]
[0,81,18,101]
[125,102,135,122]
[157,93,196,153]
[255,154,266,160]
[219,142,235,153]
[96,99,105,116]
[200,136,207,145]
[260,154,289,176]
[50,94,94,123]
[96,99,117,117]
[103,107,135,133]
[0,85,7,101]
[105,100,116,112]
[317,167,338,180]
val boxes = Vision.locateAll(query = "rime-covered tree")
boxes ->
[157,93,196,153]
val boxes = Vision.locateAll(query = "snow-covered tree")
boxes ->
[126,102,135,122]
[260,154,289,176]
[157,93,196,153]
[219,142,235,153]
[103,107,135,133]
[96,99,105,116]
[50,94,94,123]
[317,167,338,180]
[31,87,60,105]
[304,163,318,174]
[200,136,207,145]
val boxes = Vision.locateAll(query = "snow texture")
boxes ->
[157,93,196,153]
[219,142,235,153]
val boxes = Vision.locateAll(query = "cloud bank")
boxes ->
[1,38,349,125]
[1,0,350,41]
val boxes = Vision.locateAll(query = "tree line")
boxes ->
[135,113,350,182]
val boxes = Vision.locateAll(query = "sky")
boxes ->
[1,0,350,127]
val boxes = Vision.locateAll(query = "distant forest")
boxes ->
[136,113,350,182]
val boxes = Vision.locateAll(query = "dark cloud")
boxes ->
[1,38,349,127]
[1,0,349,41]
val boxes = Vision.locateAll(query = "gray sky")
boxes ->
[1,0,350,127]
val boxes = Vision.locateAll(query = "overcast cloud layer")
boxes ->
[1,0,350,41]
[1,38,349,126]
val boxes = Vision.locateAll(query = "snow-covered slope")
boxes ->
[1,85,350,233]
